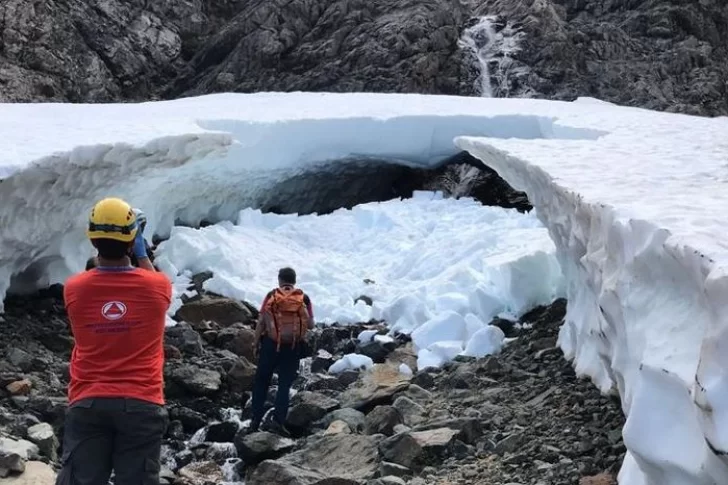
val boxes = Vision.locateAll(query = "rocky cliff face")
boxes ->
[1,0,726,115]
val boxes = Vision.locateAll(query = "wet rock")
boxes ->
[287,392,340,433]
[336,370,361,388]
[26,423,58,461]
[379,428,460,471]
[166,420,185,440]
[167,365,221,396]
[235,431,295,466]
[318,408,367,434]
[490,317,519,338]
[165,323,204,356]
[392,397,425,427]
[169,407,208,433]
[216,326,257,362]
[176,296,254,327]
[305,375,348,393]
[364,406,403,436]
[173,449,194,469]
[6,380,32,396]
[205,421,238,443]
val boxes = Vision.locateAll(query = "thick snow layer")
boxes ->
[155,193,563,332]
[457,104,728,485]
[0,92,600,309]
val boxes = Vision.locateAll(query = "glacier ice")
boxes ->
[457,101,728,485]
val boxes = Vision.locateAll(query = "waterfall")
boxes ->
[459,15,528,98]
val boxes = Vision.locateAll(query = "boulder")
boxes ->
[176,296,254,327]
[410,372,435,390]
[357,340,395,364]
[27,423,58,461]
[317,408,366,434]
[340,365,410,412]
[227,357,257,393]
[169,407,208,433]
[286,392,340,433]
[412,418,482,445]
[379,428,460,471]
[364,406,403,436]
[2,461,55,484]
[167,365,221,396]
[246,461,330,485]
[205,421,238,443]
[164,345,182,360]
[165,323,204,356]
[6,380,32,396]
[234,431,295,466]
[392,397,425,427]
[216,326,257,362]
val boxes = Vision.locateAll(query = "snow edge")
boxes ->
[456,136,728,485]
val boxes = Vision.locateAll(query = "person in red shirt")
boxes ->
[56,198,172,485]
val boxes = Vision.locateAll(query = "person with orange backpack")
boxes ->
[250,267,314,435]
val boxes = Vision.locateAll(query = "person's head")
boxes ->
[86,198,138,262]
[278,267,296,287]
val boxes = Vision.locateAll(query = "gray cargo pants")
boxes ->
[55,397,168,485]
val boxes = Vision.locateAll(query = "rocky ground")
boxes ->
[0,272,623,485]
[1,0,725,116]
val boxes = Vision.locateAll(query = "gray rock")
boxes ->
[378,428,460,471]
[227,357,257,393]
[164,323,204,356]
[318,408,367,434]
[287,392,340,433]
[410,372,435,390]
[392,397,426,427]
[412,418,483,445]
[234,431,295,466]
[7,348,33,372]
[247,434,379,485]
[27,423,58,461]
[176,295,254,327]
[0,450,25,476]
[216,326,257,362]
[167,366,222,396]
[379,461,411,478]
[364,406,403,436]
[494,432,525,455]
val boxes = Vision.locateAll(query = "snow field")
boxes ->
[155,191,564,368]
[457,103,728,485]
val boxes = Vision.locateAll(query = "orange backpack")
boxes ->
[263,287,310,350]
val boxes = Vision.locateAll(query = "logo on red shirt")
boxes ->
[101,301,128,320]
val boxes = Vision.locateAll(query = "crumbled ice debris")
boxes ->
[374,334,395,344]
[463,326,505,358]
[357,330,378,343]
[328,354,374,374]
[399,363,413,377]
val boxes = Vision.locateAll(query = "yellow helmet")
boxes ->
[86,198,138,242]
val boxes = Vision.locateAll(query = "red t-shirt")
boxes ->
[64,268,172,405]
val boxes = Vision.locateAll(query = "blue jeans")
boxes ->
[251,337,300,427]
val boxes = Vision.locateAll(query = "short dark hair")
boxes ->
[92,238,131,260]
[278,267,296,285]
